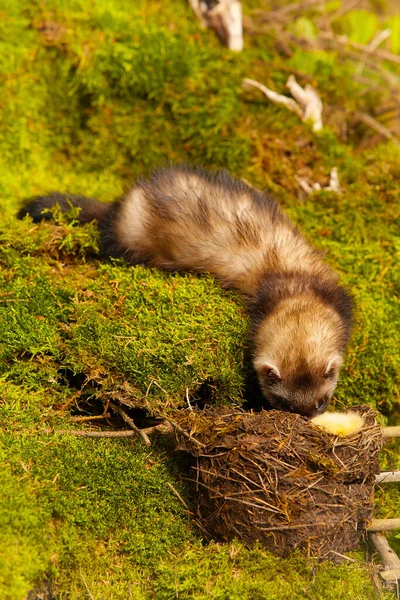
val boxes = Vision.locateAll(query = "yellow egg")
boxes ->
[311,411,365,436]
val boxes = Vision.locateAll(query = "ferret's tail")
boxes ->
[18,193,110,224]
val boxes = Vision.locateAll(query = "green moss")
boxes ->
[1,0,399,597]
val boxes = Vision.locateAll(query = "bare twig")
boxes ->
[167,482,191,511]
[382,426,400,438]
[368,519,400,532]
[251,0,325,21]
[320,31,400,67]
[109,401,151,446]
[169,419,207,448]
[327,167,341,192]
[375,471,400,484]
[328,550,356,563]
[355,112,400,147]
[243,78,303,117]
[70,414,111,422]
[327,0,362,23]
[258,521,326,532]
[141,421,174,435]
[286,74,323,131]
[189,0,243,51]
[296,167,341,195]
[243,75,323,132]
[356,29,392,77]
[47,429,139,438]
[370,532,400,589]
[80,570,95,600]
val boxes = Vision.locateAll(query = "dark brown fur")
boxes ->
[19,165,353,416]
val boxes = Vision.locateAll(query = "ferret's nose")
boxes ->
[299,396,329,419]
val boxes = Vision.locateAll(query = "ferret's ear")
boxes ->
[258,362,282,383]
[323,355,343,379]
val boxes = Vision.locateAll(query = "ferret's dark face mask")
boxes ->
[257,365,339,418]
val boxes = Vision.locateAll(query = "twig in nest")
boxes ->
[108,401,151,446]
[243,75,323,132]
[328,550,356,563]
[168,419,207,449]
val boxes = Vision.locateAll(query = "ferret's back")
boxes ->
[113,166,322,294]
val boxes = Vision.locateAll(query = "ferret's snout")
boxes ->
[301,395,330,419]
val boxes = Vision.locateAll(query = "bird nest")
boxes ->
[173,405,383,560]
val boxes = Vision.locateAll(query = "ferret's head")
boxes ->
[252,293,351,418]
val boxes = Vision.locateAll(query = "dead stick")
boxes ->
[70,414,111,422]
[368,519,400,532]
[109,401,151,446]
[382,426,400,438]
[370,532,400,569]
[319,31,400,66]
[243,78,303,117]
[168,419,207,448]
[258,521,326,532]
[370,532,400,585]
[375,471,400,484]
[141,422,174,435]
[354,112,400,146]
[46,429,138,439]
[167,482,191,511]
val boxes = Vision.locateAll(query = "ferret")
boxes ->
[18,165,353,417]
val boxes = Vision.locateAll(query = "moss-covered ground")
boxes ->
[1,0,399,598]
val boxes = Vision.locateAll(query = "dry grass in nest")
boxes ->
[173,405,383,560]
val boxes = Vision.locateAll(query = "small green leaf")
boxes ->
[292,17,318,41]
[388,15,400,55]
[346,10,378,45]
[325,1,341,11]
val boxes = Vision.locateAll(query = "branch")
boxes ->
[189,0,243,51]
[375,471,400,484]
[368,519,400,532]
[243,76,323,132]
[382,426,400,438]
[46,429,139,438]
[370,532,400,586]
[243,78,303,117]
[354,112,400,147]
[108,401,151,446]
[287,75,323,131]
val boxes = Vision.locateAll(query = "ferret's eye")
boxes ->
[316,397,328,411]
